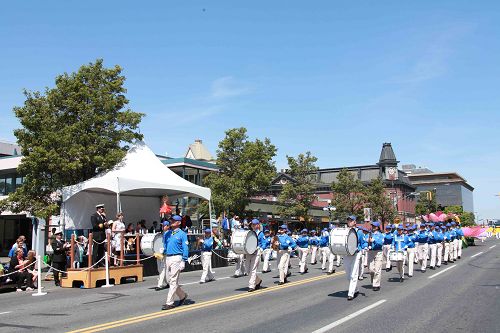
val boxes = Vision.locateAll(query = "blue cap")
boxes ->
[264,229,270,233]
[310,230,316,234]
[348,215,357,221]
[435,226,440,230]
[446,223,451,227]
[251,219,260,225]
[429,223,434,227]
[372,221,380,227]
[172,215,182,221]
[397,225,403,230]
[162,221,170,226]
[386,224,393,229]
[204,228,211,233]
[279,224,288,229]
[322,228,328,232]
[301,228,308,233]
[451,222,456,226]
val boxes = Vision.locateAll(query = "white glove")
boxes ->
[179,261,185,271]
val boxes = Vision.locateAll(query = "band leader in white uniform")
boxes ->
[343,215,366,301]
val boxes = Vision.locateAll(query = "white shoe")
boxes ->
[16,288,23,292]
[26,287,34,291]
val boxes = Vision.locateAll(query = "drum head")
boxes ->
[244,231,258,254]
[152,233,163,253]
[346,229,358,255]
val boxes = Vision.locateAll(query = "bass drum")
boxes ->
[141,233,163,256]
[231,229,258,255]
[329,228,358,256]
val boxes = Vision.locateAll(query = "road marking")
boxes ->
[311,300,387,333]
[428,265,456,279]
[67,272,345,333]
[0,311,12,315]
[490,245,496,249]
[471,252,483,258]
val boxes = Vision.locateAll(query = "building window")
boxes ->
[0,178,5,195]
[5,177,13,194]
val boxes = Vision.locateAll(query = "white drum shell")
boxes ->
[389,251,405,261]
[329,228,358,256]
[141,233,163,256]
[231,230,258,255]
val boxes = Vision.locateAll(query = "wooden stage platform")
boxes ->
[61,265,143,289]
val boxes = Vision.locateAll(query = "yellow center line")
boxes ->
[67,271,345,333]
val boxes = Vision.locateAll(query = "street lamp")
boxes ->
[323,200,336,222]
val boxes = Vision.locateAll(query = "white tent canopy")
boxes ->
[61,141,212,230]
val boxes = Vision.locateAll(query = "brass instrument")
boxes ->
[271,236,280,251]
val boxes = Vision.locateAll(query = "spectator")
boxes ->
[25,250,38,287]
[9,248,35,292]
[73,236,86,269]
[126,223,135,234]
[149,221,160,233]
[8,237,28,258]
[137,221,147,235]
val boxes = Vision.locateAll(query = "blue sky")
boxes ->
[1,1,499,219]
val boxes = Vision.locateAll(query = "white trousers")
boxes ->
[396,254,406,278]
[359,250,366,278]
[429,244,437,268]
[245,251,262,288]
[443,242,450,262]
[200,252,214,282]
[299,248,309,273]
[367,251,383,287]
[262,248,272,272]
[436,243,443,266]
[452,239,458,260]
[165,255,186,306]
[310,246,318,264]
[157,257,169,288]
[457,238,463,258]
[383,244,392,269]
[417,243,429,271]
[277,250,290,283]
[235,254,246,276]
[343,252,361,297]
[406,247,415,276]
[320,247,335,272]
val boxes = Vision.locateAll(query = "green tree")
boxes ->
[331,168,366,221]
[0,59,144,217]
[277,152,318,222]
[415,190,438,216]
[204,127,277,216]
[365,178,396,227]
[444,205,475,227]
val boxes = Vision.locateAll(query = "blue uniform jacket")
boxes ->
[435,231,444,242]
[309,236,320,246]
[383,232,394,245]
[319,234,329,248]
[369,232,384,251]
[163,228,189,261]
[261,235,271,250]
[296,236,310,248]
[278,234,297,250]
[428,230,438,244]
[256,231,266,250]
[406,234,416,248]
[392,234,408,252]
[357,229,367,251]
[415,230,429,244]
[201,236,213,252]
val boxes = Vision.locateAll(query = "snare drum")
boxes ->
[141,233,163,256]
[329,228,358,256]
[389,251,405,262]
[231,229,258,255]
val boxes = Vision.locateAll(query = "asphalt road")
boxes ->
[0,238,498,333]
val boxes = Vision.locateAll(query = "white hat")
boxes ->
[96,204,105,209]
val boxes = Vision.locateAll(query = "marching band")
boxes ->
[159,215,469,310]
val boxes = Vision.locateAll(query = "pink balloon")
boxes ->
[438,214,447,222]
[422,215,429,222]
[436,211,444,217]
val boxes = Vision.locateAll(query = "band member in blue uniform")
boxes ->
[428,223,438,269]
[309,230,320,265]
[415,223,430,272]
[343,215,365,300]
[246,219,264,292]
[276,225,297,285]
[296,229,310,274]
[261,229,272,273]
[392,225,409,282]
[367,221,384,291]
[199,228,216,284]
[162,215,188,310]
[383,224,394,272]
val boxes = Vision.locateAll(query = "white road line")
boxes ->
[471,252,483,258]
[490,245,496,249]
[311,300,387,333]
[428,265,456,279]
[0,311,12,315]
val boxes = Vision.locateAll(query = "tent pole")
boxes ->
[208,200,213,231]
[117,177,122,213]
